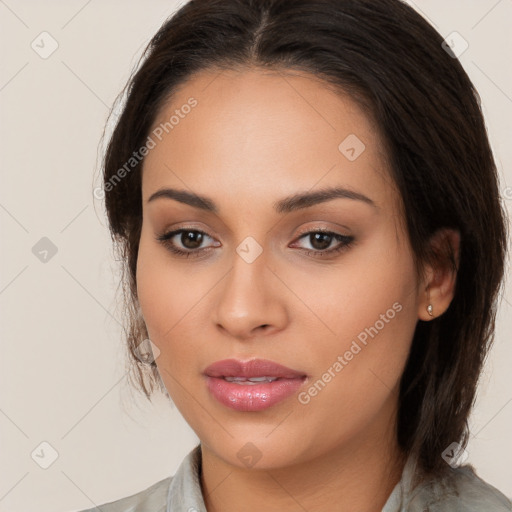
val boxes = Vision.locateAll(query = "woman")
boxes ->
[79,0,511,510]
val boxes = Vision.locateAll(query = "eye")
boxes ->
[291,229,354,257]
[156,227,354,259]
[156,228,220,258]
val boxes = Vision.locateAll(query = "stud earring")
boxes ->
[427,304,434,317]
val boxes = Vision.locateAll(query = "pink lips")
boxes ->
[204,358,307,412]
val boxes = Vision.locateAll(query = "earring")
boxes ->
[425,286,434,317]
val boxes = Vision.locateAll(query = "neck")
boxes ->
[199,413,406,512]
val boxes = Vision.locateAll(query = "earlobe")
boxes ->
[418,229,460,321]
[418,284,434,321]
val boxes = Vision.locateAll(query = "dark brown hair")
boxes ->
[97,0,508,477]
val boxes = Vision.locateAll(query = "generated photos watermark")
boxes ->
[298,301,403,405]
[94,97,198,200]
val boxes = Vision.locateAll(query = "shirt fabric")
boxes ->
[76,444,512,512]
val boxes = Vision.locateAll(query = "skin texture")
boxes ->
[136,67,459,512]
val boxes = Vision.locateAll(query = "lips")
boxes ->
[204,358,307,412]
[204,358,306,379]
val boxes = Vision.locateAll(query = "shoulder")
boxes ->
[71,443,204,512]
[73,475,173,512]
[407,464,512,512]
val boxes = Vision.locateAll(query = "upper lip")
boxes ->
[204,358,307,379]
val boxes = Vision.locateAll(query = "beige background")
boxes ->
[0,1,511,510]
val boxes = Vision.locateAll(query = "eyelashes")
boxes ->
[156,227,355,259]
[156,229,218,258]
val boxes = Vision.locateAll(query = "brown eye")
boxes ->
[156,228,219,257]
[181,230,204,249]
[309,232,333,251]
[292,230,355,257]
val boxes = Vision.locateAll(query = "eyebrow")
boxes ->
[147,186,377,213]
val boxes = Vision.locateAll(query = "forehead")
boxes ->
[142,66,397,214]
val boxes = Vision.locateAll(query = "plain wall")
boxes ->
[0,1,511,510]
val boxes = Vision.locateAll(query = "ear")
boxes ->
[417,228,460,321]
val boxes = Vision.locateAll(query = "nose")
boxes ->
[213,249,289,340]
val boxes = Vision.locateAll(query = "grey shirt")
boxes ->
[76,444,511,511]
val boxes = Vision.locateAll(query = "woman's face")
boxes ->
[136,67,424,469]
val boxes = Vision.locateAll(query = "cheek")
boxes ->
[136,230,190,350]
[135,228,218,382]
[136,242,196,406]
[283,226,417,344]
[289,229,418,406]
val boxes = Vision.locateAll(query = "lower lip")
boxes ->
[206,376,306,411]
